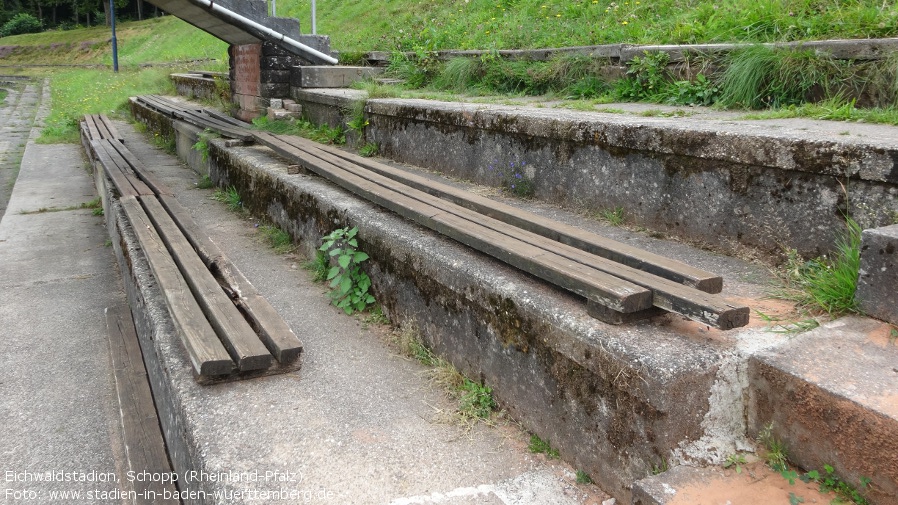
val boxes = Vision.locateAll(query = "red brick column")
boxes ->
[229,43,262,122]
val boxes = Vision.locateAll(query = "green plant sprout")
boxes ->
[319,227,376,315]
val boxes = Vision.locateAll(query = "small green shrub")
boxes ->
[0,13,42,37]
[196,174,214,189]
[358,142,379,157]
[488,160,535,198]
[192,129,219,162]
[800,465,870,505]
[304,250,330,283]
[575,470,593,484]
[319,227,375,314]
[616,51,670,102]
[600,207,625,226]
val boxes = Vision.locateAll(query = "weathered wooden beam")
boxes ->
[295,135,723,293]
[139,196,273,372]
[158,194,303,364]
[120,196,235,376]
[255,131,653,314]
[257,131,749,329]
[104,306,179,504]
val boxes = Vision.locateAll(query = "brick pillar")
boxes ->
[229,43,262,122]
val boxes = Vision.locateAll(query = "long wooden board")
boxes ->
[139,196,273,371]
[272,135,749,328]
[255,131,652,314]
[256,131,749,328]
[104,137,174,197]
[120,196,235,376]
[105,306,179,504]
[157,194,303,364]
[292,135,723,293]
[138,95,253,141]
[98,114,124,142]
[91,140,150,197]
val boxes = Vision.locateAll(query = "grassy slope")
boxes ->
[281,0,898,52]
[0,15,227,66]
[0,16,228,143]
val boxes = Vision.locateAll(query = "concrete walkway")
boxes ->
[0,80,131,502]
[0,77,42,220]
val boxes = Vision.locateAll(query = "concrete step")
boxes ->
[293,65,385,88]
[632,463,847,505]
[748,316,898,505]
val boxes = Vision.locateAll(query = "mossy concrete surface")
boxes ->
[130,98,799,502]
[360,97,898,259]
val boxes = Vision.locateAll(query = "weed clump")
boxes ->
[776,217,861,316]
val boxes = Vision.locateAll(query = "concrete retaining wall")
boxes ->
[130,101,769,502]
[292,89,898,259]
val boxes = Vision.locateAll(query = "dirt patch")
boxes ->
[667,462,841,505]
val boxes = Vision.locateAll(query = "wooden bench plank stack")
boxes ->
[81,114,303,383]
[130,97,750,330]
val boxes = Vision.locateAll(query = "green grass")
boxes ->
[259,224,295,254]
[0,16,227,67]
[528,434,560,459]
[252,116,345,145]
[0,88,8,103]
[281,0,898,53]
[776,218,862,316]
[38,67,180,143]
[211,186,243,212]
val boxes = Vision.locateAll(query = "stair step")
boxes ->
[632,464,846,505]
[748,316,898,505]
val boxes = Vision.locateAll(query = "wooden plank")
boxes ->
[91,139,140,197]
[157,194,303,363]
[105,138,174,196]
[293,136,723,293]
[254,132,652,313]
[94,140,154,196]
[140,95,253,140]
[139,196,273,371]
[98,114,124,143]
[105,306,179,504]
[82,114,102,141]
[290,140,748,328]
[92,114,114,140]
[120,196,235,376]
[258,132,749,329]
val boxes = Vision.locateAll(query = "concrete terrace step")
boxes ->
[133,95,788,503]
[748,317,898,505]
[137,91,897,503]
[100,117,613,504]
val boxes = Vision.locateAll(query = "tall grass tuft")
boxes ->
[778,217,862,316]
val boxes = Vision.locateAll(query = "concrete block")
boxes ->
[632,464,842,505]
[856,224,898,325]
[748,317,898,505]
[268,98,284,109]
[266,108,298,120]
[260,69,291,84]
[297,66,385,88]
[285,103,302,113]
[260,82,290,99]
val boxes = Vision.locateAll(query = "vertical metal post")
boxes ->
[271,0,276,16]
[311,0,317,34]
[110,0,119,72]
